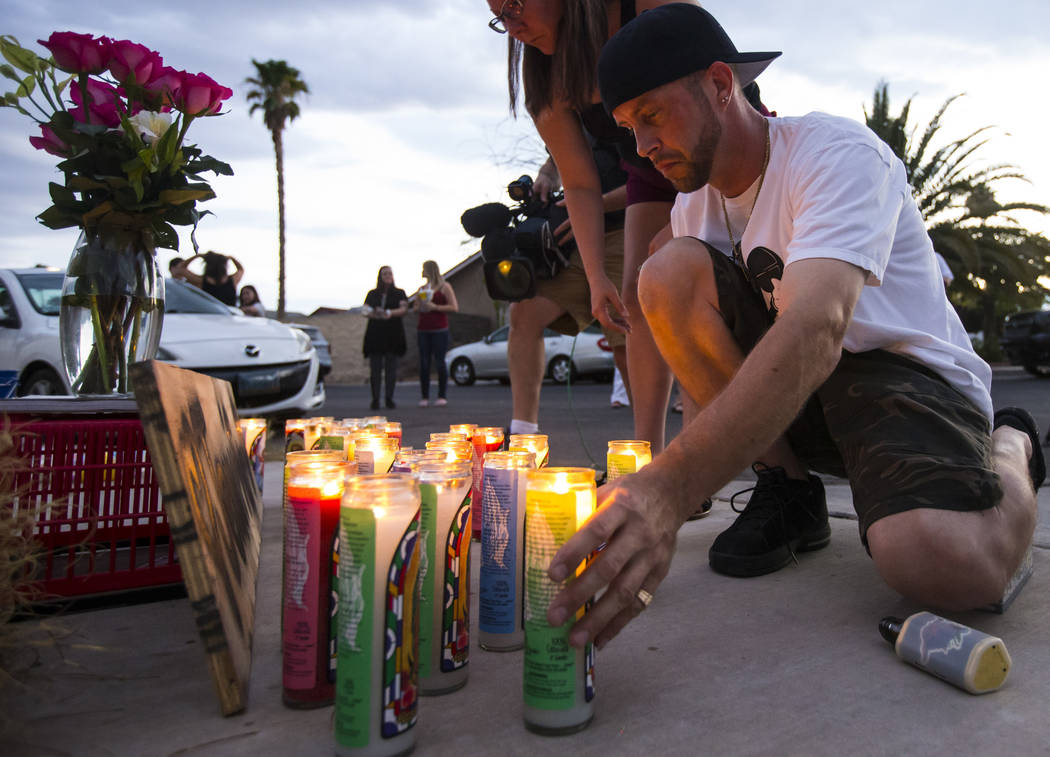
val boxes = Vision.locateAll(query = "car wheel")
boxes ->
[450,358,476,386]
[19,367,67,397]
[547,355,575,384]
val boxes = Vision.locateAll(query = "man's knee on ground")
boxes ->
[867,510,1009,609]
[638,237,712,320]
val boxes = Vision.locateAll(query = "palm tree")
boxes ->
[865,82,1050,355]
[245,59,309,320]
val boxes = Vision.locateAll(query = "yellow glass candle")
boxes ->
[606,440,652,482]
[508,433,549,469]
[354,435,398,475]
[413,460,473,695]
[479,450,535,651]
[523,467,596,735]
[346,429,384,463]
[335,474,421,756]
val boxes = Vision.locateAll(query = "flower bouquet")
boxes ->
[0,32,233,395]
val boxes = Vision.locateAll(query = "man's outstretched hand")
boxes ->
[545,464,688,649]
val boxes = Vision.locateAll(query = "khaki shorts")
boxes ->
[534,228,626,348]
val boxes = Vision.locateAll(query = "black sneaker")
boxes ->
[709,464,831,577]
[370,399,380,410]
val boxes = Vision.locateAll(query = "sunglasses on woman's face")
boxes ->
[488,0,525,33]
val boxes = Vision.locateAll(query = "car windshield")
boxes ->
[164,279,233,315]
[15,271,64,315]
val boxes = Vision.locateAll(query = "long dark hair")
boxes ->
[375,266,393,292]
[508,0,608,118]
[203,251,228,281]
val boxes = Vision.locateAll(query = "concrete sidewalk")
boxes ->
[3,460,1048,756]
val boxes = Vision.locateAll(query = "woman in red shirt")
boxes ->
[412,260,459,407]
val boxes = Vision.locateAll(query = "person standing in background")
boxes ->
[174,251,244,306]
[363,266,409,410]
[413,260,458,407]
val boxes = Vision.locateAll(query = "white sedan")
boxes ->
[445,322,615,386]
[0,268,325,415]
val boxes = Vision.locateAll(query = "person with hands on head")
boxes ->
[488,0,705,453]
[174,250,245,306]
[547,3,1043,651]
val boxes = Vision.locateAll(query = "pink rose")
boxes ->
[143,65,183,110]
[29,125,69,157]
[106,39,161,86]
[70,78,122,127]
[172,71,232,116]
[38,32,109,74]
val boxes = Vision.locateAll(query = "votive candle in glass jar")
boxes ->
[283,459,351,708]
[448,423,477,439]
[605,440,652,483]
[305,418,330,452]
[362,415,388,429]
[479,450,535,651]
[523,467,597,735]
[425,439,473,464]
[376,422,402,449]
[346,429,384,464]
[354,435,398,474]
[316,424,353,460]
[391,449,443,474]
[285,418,308,453]
[341,417,369,430]
[471,426,506,541]
[335,474,421,757]
[508,433,550,469]
[430,431,468,444]
[238,417,267,492]
[414,460,473,694]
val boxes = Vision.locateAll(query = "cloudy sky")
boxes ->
[1,0,1048,314]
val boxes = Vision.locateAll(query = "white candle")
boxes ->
[335,474,421,757]
[508,433,549,469]
[354,435,398,475]
[425,439,472,464]
[605,440,652,482]
[479,450,535,651]
[523,467,597,735]
[414,461,473,695]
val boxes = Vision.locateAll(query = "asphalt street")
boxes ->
[313,365,1049,475]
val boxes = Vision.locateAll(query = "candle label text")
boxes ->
[283,496,321,689]
[606,453,637,483]
[523,489,591,710]
[480,467,520,634]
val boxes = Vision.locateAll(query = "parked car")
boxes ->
[445,322,614,386]
[287,323,332,380]
[1001,309,1050,377]
[0,268,326,413]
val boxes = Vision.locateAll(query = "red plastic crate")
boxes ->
[10,417,182,597]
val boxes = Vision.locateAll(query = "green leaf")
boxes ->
[36,204,82,230]
[16,73,35,97]
[0,63,19,83]
[48,181,76,206]
[152,222,179,251]
[159,188,214,206]
[0,36,42,75]
[68,176,108,192]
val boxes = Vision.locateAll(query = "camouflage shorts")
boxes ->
[705,242,1002,545]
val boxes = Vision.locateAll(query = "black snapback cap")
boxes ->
[599,3,781,114]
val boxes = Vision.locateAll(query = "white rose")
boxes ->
[129,110,173,144]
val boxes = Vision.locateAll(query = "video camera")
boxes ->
[460,175,574,302]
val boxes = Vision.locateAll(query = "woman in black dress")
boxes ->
[362,266,408,410]
[175,251,244,306]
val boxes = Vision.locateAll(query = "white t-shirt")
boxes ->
[670,112,992,421]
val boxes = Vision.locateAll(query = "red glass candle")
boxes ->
[283,459,350,707]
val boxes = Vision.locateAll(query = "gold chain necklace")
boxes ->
[720,118,771,271]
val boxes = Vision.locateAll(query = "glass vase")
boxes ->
[59,228,165,397]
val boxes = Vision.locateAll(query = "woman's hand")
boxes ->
[418,300,432,313]
[546,464,686,650]
[589,273,631,335]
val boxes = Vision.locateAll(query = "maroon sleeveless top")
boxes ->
[417,288,449,331]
